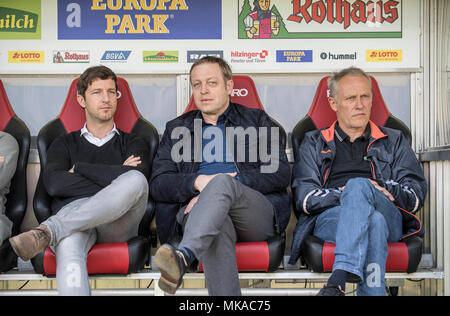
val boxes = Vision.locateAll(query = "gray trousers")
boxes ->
[0,131,19,245]
[43,170,148,296]
[178,174,276,296]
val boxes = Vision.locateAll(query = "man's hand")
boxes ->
[369,179,395,202]
[123,155,142,167]
[68,165,75,173]
[184,195,200,215]
[193,172,237,193]
[0,156,5,163]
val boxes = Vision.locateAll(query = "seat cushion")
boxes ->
[31,236,149,276]
[302,235,423,273]
[198,235,285,272]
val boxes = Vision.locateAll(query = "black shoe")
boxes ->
[0,240,18,273]
[154,244,188,295]
[316,284,345,296]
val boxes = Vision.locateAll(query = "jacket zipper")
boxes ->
[224,119,241,174]
[367,137,422,239]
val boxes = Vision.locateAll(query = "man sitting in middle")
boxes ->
[150,56,291,296]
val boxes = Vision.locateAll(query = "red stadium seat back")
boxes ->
[0,80,15,131]
[292,75,412,161]
[307,76,390,130]
[184,75,265,113]
[59,77,141,134]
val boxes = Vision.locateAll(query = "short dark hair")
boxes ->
[189,56,233,84]
[328,67,371,99]
[77,66,118,98]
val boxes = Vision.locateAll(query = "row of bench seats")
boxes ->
[0,75,423,279]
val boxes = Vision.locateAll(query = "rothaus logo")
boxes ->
[288,0,400,29]
[170,119,280,173]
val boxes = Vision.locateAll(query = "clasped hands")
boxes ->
[184,172,237,215]
[341,179,395,202]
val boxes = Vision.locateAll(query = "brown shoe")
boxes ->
[154,244,188,295]
[9,224,51,261]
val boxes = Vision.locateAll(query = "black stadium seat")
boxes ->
[0,79,31,272]
[31,77,159,275]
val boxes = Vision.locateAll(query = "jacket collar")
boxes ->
[321,120,387,144]
[185,102,241,131]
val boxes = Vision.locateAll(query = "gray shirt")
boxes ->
[0,131,19,242]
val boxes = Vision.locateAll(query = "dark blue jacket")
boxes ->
[289,121,427,264]
[150,102,291,244]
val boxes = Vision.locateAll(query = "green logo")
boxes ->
[0,7,38,33]
[143,51,179,63]
[0,0,41,39]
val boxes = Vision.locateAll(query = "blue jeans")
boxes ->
[314,178,403,296]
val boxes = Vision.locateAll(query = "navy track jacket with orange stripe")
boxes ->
[289,121,427,264]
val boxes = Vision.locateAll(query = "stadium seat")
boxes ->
[0,79,31,272]
[185,75,285,272]
[31,77,159,276]
[291,75,423,274]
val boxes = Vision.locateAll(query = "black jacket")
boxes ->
[289,121,427,264]
[150,102,291,244]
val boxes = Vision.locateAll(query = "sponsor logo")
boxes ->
[53,50,90,63]
[238,0,403,39]
[8,51,44,63]
[101,50,131,63]
[0,0,41,39]
[231,89,249,97]
[187,50,223,63]
[143,51,179,63]
[230,50,269,63]
[320,52,358,60]
[366,49,402,62]
[0,8,37,33]
[59,0,221,40]
[277,50,312,62]
[288,0,400,30]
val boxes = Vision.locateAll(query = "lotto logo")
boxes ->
[366,50,402,62]
[8,51,44,63]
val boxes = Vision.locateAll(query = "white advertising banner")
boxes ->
[0,0,421,74]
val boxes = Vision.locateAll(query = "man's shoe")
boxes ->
[9,225,51,261]
[0,240,18,272]
[154,244,188,295]
[316,284,345,296]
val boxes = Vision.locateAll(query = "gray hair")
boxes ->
[328,67,372,99]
